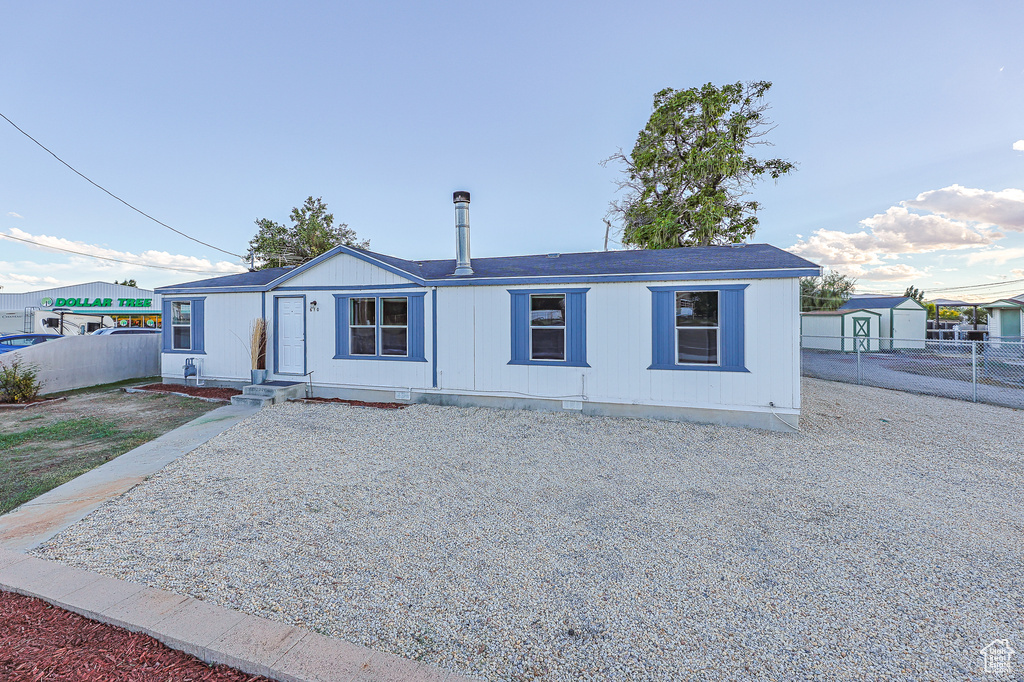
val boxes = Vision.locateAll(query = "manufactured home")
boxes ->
[838,296,927,349]
[156,193,819,431]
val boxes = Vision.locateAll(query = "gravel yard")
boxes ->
[34,379,1024,680]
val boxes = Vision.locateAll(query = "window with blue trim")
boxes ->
[649,285,747,372]
[161,298,205,354]
[509,289,589,367]
[334,292,426,361]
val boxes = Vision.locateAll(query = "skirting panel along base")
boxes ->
[307,385,799,433]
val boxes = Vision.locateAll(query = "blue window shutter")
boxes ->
[509,292,529,363]
[408,293,426,361]
[191,298,205,353]
[161,299,173,352]
[720,288,745,369]
[651,289,674,366]
[566,290,587,365]
[334,295,350,357]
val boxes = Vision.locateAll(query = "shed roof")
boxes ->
[157,243,819,293]
[802,308,881,316]
[839,296,918,310]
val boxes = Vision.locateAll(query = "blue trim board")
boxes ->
[648,285,748,372]
[508,288,590,367]
[273,295,307,376]
[275,283,423,291]
[333,292,427,362]
[431,288,438,388]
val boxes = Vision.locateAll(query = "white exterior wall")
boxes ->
[160,292,262,382]
[277,255,411,289]
[890,303,927,348]
[159,250,807,426]
[435,277,802,411]
[800,314,842,350]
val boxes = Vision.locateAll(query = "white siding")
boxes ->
[163,272,807,417]
[278,253,414,289]
[436,278,802,410]
[161,292,261,381]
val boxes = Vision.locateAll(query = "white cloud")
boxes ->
[789,205,998,269]
[964,247,1024,266]
[3,228,247,276]
[905,185,1024,231]
[1012,269,1024,277]
[1014,140,1024,151]
[855,264,928,282]
[6,212,23,219]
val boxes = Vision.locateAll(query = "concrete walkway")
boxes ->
[0,403,260,552]
[0,549,469,681]
[0,402,472,681]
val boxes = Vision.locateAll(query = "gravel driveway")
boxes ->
[34,379,1024,680]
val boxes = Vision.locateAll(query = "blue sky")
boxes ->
[2,0,1022,302]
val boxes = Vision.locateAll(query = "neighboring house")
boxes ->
[982,294,1024,345]
[838,296,927,349]
[155,193,819,431]
[800,309,882,352]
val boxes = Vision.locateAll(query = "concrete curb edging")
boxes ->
[0,549,473,682]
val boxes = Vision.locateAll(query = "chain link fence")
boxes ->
[801,335,1024,409]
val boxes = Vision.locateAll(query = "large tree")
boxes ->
[801,270,857,312]
[246,196,368,269]
[606,81,795,249]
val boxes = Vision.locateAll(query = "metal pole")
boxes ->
[857,347,862,385]
[971,341,978,402]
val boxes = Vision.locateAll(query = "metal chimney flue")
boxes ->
[453,190,473,276]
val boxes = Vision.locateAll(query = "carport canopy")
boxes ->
[928,298,980,330]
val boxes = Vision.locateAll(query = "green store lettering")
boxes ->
[51,298,152,308]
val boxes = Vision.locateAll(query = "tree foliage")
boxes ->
[605,81,795,249]
[903,285,924,302]
[801,270,856,312]
[114,279,138,287]
[246,196,368,270]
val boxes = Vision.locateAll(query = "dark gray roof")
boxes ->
[157,267,293,292]
[158,244,818,291]
[839,296,915,310]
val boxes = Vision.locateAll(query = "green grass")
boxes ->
[0,417,158,515]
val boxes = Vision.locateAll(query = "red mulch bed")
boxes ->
[0,590,270,681]
[293,397,406,409]
[134,384,242,401]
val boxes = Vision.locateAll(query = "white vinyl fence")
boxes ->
[801,335,1024,409]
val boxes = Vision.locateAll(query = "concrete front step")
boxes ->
[231,381,306,408]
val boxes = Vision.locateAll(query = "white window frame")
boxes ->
[379,297,409,357]
[675,290,721,366]
[529,293,566,362]
[171,301,192,351]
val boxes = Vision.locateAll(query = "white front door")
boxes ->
[277,297,305,374]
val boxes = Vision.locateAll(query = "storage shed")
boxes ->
[156,193,819,431]
[801,309,882,351]
[838,296,927,349]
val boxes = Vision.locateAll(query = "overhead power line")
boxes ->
[0,232,237,275]
[0,111,244,259]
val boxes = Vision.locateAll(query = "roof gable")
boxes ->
[840,296,924,310]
